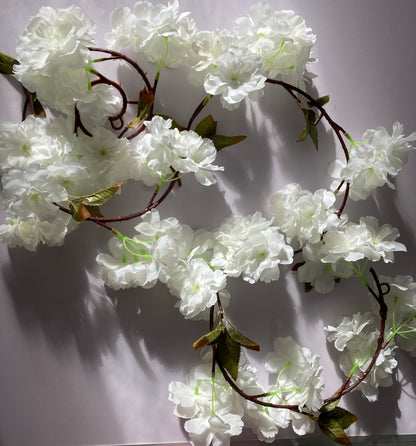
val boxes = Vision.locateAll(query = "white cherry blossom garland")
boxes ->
[1,1,416,445]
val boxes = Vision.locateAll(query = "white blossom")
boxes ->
[186,29,236,86]
[378,275,416,356]
[329,123,416,200]
[0,116,72,174]
[95,236,159,290]
[96,210,194,290]
[265,337,324,412]
[71,127,133,193]
[297,244,353,294]
[204,47,266,110]
[170,130,223,186]
[0,214,75,251]
[361,216,406,263]
[167,258,227,319]
[211,212,293,284]
[105,0,196,67]
[326,312,375,352]
[2,166,69,221]
[325,313,398,402]
[234,2,315,86]
[13,6,119,121]
[132,116,223,187]
[169,359,247,446]
[318,217,405,265]
[270,183,339,246]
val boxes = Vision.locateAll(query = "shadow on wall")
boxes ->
[2,226,119,366]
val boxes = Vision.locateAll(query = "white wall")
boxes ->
[0,1,415,445]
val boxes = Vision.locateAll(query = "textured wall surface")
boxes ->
[0,1,415,445]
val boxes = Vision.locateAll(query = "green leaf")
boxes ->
[297,108,319,151]
[67,181,125,222]
[309,124,319,151]
[315,94,330,107]
[216,330,241,380]
[318,407,358,445]
[296,124,308,143]
[77,181,125,207]
[210,134,247,151]
[154,113,185,131]
[320,398,341,413]
[0,52,18,75]
[194,320,259,379]
[195,114,217,138]
[193,325,222,350]
[226,322,260,351]
[127,88,154,129]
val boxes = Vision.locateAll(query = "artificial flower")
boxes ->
[211,212,293,283]
[203,47,266,110]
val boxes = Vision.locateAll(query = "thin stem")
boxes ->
[74,105,93,137]
[22,94,29,121]
[149,70,160,118]
[210,305,217,377]
[187,95,212,130]
[335,182,350,218]
[22,90,35,121]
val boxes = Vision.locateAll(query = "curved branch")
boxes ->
[266,78,353,218]
[324,268,389,403]
[265,78,350,162]
[216,358,302,413]
[88,47,152,92]
[91,74,128,130]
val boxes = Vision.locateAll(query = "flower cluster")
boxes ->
[106,0,196,68]
[268,182,406,293]
[326,274,416,401]
[378,275,416,356]
[169,338,324,445]
[14,5,119,123]
[270,183,339,247]
[326,311,398,402]
[105,0,315,109]
[131,116,223,187]
[329,123,416,200]
[0,112,223,251]
[97,210,293,319]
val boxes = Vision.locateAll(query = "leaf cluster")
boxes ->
[317,399,358,445]
[194,319,259,380]
[297,95,330,151]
